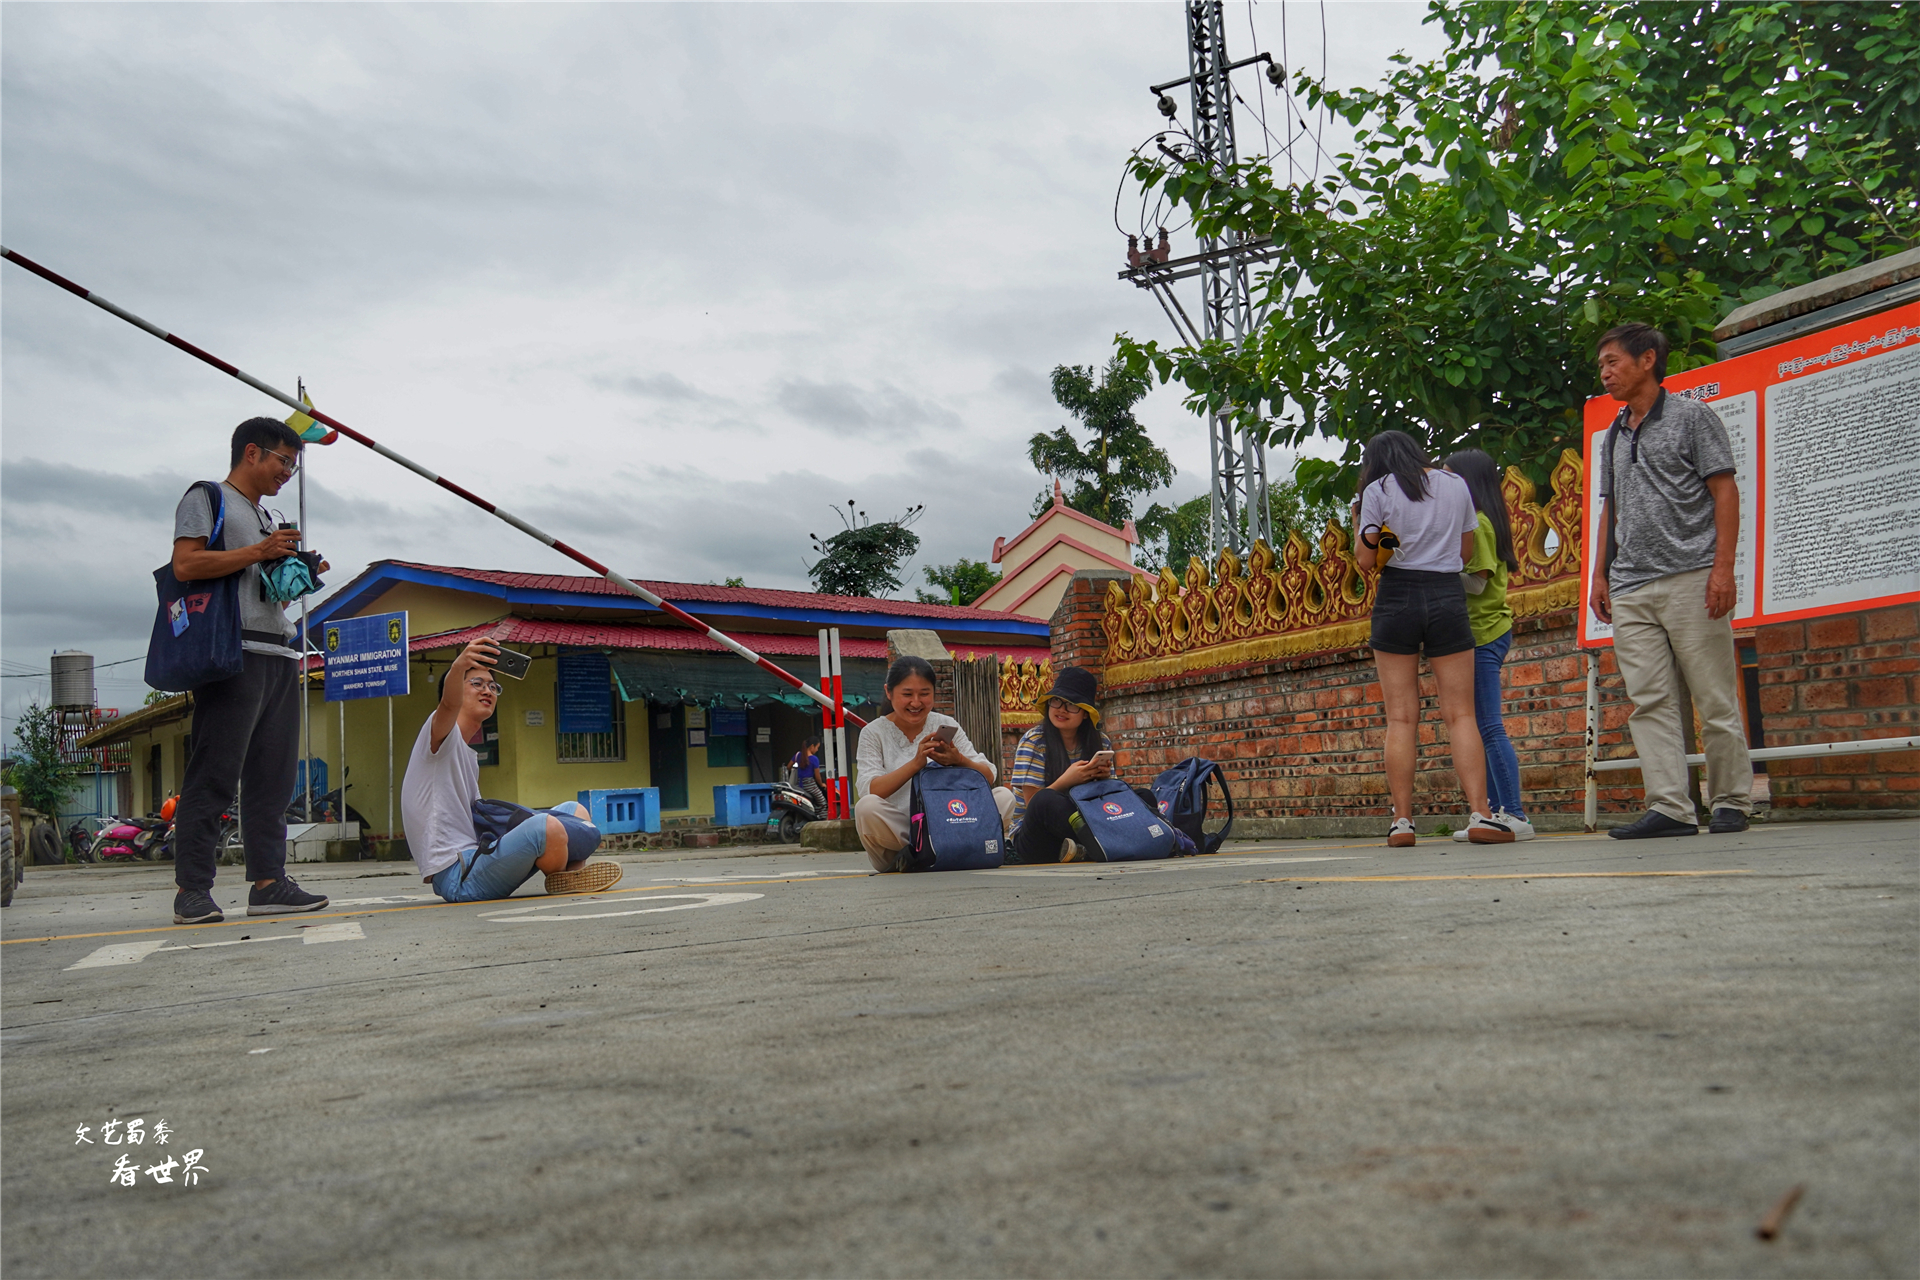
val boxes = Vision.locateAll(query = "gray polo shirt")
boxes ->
[172,482,299,658]
[1598,389,1737,595]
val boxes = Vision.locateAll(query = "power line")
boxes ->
[1,655,146,678]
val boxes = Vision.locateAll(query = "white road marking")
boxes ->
[649,870,866,884]
[65,921,366,970]
[324,893,438,906]
[478,892,763,922]
[980,855,1365,877]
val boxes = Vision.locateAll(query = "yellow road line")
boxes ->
[0,873,872,946]
[1254,870,1754,883]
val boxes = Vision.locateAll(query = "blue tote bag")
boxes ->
[144,482,245,692]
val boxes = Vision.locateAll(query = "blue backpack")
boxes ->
[1067,777,1178,861]
[1150,758,1235,854]
[144,481,245,693]
[906,765,1003,872]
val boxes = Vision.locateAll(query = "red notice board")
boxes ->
[1578,299,1920,647]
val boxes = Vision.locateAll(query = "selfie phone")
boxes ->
[930,724,958,744]
[1092,749,1116,768]
[492,647,533,680]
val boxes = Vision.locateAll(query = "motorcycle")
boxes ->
[90,815,173,863]
[285,777,376,859]
[768,778,827,844]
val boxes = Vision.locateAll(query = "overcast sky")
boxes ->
[1,1,1444,731]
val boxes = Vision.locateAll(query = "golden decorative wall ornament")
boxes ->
[1099,449,1587,688]
[998,658,1054,727]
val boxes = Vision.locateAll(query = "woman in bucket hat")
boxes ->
[1005,665,1114,863]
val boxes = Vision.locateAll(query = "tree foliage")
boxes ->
[1028,359,1177,526]
[1118,0,1919,504]
[806,501,924,598]
[1138,477,1346,573]
[3,701,86,817]
[915,558,1002,606]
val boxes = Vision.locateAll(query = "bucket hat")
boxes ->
[1040,665,1101,724]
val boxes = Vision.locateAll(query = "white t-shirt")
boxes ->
[400,715,480,879]
[854,712,995,824]
[1356,469,1478,573]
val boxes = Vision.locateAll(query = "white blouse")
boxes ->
[854,711,997,805]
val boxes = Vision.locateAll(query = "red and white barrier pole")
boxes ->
[816,630,838,818]
[830,628,851,822]
[0,245,865,729]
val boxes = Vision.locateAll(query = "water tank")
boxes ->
[50,651,94,710]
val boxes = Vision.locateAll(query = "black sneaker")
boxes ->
[173,889,224,925]
[1708,808,1750,834]
[1607,810,1699,840]
[247,877,329,916]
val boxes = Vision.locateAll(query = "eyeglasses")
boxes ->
[466,678,503,696]
[259,447,301,475]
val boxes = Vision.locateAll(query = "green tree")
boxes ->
[3,701,86,817]
[1028,359,1177,526]
[1138,478,1346,572]
[1118,0,1919,504]
[807,501,924,598]
[915,558,1002,606]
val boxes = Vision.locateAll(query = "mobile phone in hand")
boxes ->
[1092,749,1116,769]
[930,724,958,743]
[492,648,532,680]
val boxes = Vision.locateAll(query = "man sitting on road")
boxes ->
[401,638,623,902]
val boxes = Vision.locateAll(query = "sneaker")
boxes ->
[247,877,330,916]
[1059,838,1087,863]
[1467,813,1515,844]
[1607,810,1698,840]
[173,888,224,925]
[1387,818,1418,848]
[1495,810,1536,841]
[544,859,623,896]
[1451,819,1472,843]
[1708,807,1750,834]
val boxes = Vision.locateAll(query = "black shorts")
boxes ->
[1370,568,1474,658]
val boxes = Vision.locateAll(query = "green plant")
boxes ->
[1117,0,1919,505]
[916,558,1002,606]
[807,501,924,598]
[4,700,86,818]
[1028,359,1177,527]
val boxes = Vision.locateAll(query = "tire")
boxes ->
[2,816,16,907]
[778,811,807,845]
[30,821,61,867]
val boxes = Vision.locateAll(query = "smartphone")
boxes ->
[1092,749,1116,769]
[930,724,958,744]
[492,647,532,681]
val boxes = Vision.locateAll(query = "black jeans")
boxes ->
[1012,787,1080,862]
[174,652,299,890]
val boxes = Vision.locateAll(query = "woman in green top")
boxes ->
[1444,449,1534,839]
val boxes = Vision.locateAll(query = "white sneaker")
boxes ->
[1451,817,1472,843]
[1387,817,1417,848]
[1494,809,1536,840]
[1466,812,1515,844]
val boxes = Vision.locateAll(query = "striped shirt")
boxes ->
[1007,723,1110,833]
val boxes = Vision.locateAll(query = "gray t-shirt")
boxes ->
[1598,390,1737,595]
[171,482,298,657]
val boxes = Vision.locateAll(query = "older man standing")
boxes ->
[1589,323,1753,838]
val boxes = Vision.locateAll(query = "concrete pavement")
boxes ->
[2,820,1915,1278]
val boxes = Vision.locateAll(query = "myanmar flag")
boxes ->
[285,389,338,445]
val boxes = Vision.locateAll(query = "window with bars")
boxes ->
[555,707,626,763]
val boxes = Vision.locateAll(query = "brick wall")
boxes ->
[1756,602,1920,811]
[1054,576,1916,825]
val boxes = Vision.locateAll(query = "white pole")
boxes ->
[339,697,347,831]
[298,417,311,823]
[817,630,836,816]
[1583,649,1599,832]
[386,695,394,852]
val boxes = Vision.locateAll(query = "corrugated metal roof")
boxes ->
[406,617,1050,664]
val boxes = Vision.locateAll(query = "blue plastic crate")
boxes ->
[577,787,660,835]
[711,783,774,828]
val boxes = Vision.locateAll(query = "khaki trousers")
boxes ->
[854,788,1017,872]
[1611,566,1754,823]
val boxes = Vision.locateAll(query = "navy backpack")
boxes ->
[905,764,1003,872]
[144,481,246,693]
[1067,777,1179,862]
[1150,757,1235,855]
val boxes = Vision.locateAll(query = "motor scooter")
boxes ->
[91,816,172,862]
[768,779,826,844]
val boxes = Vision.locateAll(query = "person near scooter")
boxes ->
[402,637,624,902]
[852,656,1015,872]
[168,417,331,924]
[1006,666,1114,863]
[789,736,828,813]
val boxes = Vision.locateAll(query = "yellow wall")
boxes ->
[357,583,507,639]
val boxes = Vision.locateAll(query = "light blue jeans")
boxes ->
[1473,630,1526,820]
[430,802,600,903]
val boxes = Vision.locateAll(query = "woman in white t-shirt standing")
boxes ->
[1352,431,1512,848]
[852,655,1015,871]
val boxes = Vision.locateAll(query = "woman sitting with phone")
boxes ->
[1006,665,1114,863]
[852,656,1014,872]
